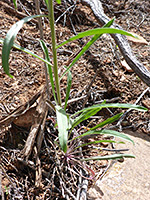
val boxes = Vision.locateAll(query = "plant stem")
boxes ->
[48,0,61,105]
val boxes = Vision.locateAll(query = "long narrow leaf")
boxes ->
[70,129,134,144]
[80,154,135,161]
[64,70,72,110]
[56,28,137,49]
[60,34,101,79]
[56,106,70,153]
[73,140,124,151]
[0,38,53,67]
[71,108,101,130]
[71,100,107,130]
[40,40,57,103]
[90,113,123,131]
[72,103,147,117]
[2,14,46,77]
[60,18,115,79]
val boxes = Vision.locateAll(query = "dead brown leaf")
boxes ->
[127,32,148,45]
[121,60,133,72]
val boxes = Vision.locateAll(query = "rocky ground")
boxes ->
[88,131,150,200]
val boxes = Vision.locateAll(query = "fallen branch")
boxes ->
[21,87,48,159]
[0,86,45,128]
[81,0,150,87]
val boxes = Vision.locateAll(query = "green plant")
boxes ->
[1,0,147,169]
[4,186,9,195]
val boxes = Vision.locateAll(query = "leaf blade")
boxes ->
[0,38,53,67]
[56,106,69,153]
[72,103,147,117]
[71,129,134,144]
[80,154,135,161]
[74,140,124,151]
[13,0,17,9]
[60,18,115,79]
[90,113,123,131]
[56,28,137,49]
[2,14,46,77]
[71,108,101,130]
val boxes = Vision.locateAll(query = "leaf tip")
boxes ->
[8,74,14,78]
